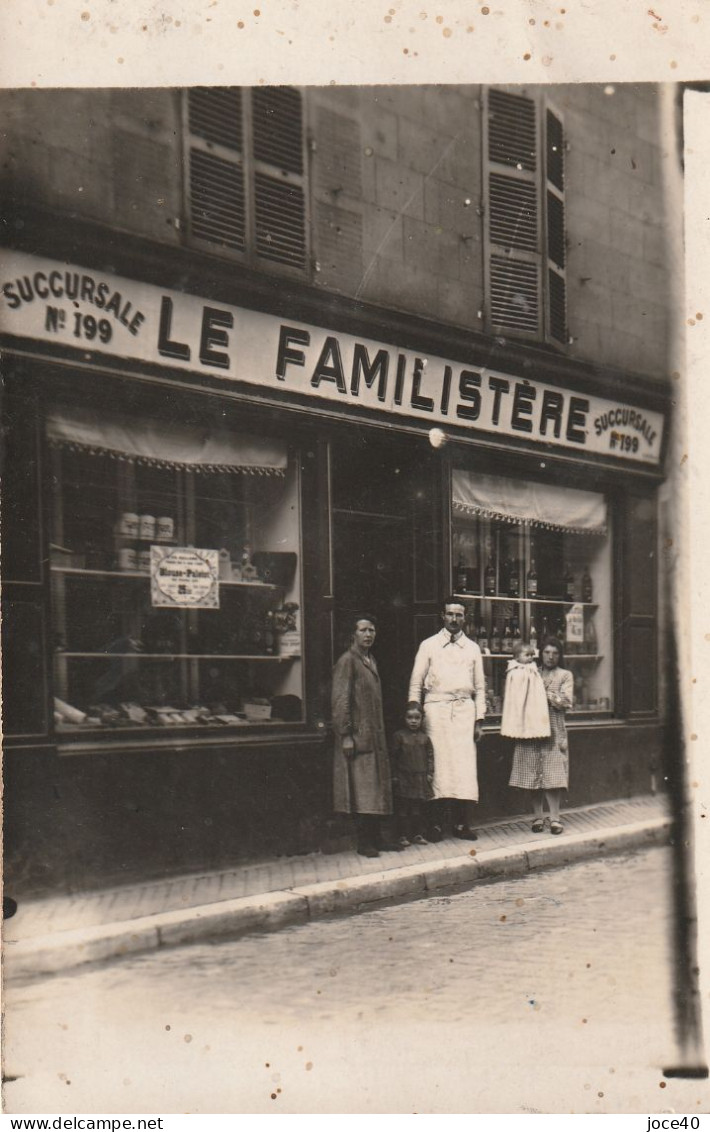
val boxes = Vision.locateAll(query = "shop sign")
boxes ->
[151,546,219,609]
[1,251,665,466]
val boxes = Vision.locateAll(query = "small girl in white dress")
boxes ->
[500,641,551,740]
[504,637,573,835]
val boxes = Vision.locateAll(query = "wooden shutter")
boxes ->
[187,88,246,253]
[1,387,52,745]
[545,108,568,344]
[485,90,568,346]
[186,87,308,271]
[252,88,307,270]
[621,491,658,717]
[485,89,542,338]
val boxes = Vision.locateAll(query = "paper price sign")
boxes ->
[151,547,220,609]
[565,603,585,645]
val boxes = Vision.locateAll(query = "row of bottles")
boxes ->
[474,619,523,654]
[456,555,593,602]
[465,613,598,655]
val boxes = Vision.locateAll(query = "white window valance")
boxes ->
[452,469,607,536]
[46,407,287,476]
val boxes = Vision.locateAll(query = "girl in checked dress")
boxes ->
[504,637,573,835]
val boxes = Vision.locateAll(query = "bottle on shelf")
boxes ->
[484,555,496,597]
[578,674,589,708]
[584,614,598,656]
[564,564,575,601]
[490,622,502,653]
[477,622,489,652]
[582,565,593,603]
[502,620,513,654]
[512,620,522,647]
[264,610,276,656]
[526,559,538,598]
[455,554,468,594]
[508,557,520,597]
[541,616,549,642]
[530,621,538,653]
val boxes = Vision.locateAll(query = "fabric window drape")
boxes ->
[46,406,287,476]
[452,469,607,535]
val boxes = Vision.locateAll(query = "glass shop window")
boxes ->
[451,469,613,718]
[48,405,304,737]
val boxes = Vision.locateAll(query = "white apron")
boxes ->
[424,694,478,801]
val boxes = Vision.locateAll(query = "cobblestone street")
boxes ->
[5,846,708,1114]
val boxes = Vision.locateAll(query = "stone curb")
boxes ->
[4,816,671,982]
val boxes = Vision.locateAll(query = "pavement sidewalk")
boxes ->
[3,794,671,982]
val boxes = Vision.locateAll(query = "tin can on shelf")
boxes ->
[118,512,139,538]
[118,547,138,571]
[156,516,174,542]
[137,548,152,573]
[139,514,156,540]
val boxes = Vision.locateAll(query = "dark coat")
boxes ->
[331,647,393,815]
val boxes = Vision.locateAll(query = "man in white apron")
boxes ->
[408,597,487,840]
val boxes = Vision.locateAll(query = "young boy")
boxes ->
[390,702,435,847]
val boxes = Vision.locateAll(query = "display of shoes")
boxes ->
[550,821,564,835]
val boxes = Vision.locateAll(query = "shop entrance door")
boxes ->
[330,439,423,735]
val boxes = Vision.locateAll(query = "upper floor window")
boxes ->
[185,87,309,274]
[484,88,567,346]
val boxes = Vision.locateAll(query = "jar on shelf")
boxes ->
[118,547,138,571]
[139,514,156,541]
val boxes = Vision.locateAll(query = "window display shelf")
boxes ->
[49,429,305,732]
[482,652,603,661]
[50,566,280,590]
[59,652,299,660]
[454,593,598,608]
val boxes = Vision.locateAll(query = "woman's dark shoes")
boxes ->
[454,825,478,841]
[549,821,564,835]
[381,840,405,852]
[398,836,411,848]
[357,846,380,858]
[411,834,429,845]
[428,825,444,843]
[531,819,545,833]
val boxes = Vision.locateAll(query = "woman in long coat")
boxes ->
[332,614,394,857]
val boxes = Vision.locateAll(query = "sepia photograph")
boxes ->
[1,4,709,1115]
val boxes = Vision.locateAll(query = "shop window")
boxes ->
[185,86,308,273]
[451,469,612,718]
[48,406,304,739]
[484,89,567,345]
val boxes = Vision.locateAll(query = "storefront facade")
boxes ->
[1,84,678,894]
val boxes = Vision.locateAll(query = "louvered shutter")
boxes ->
[252,88,307,270]
[187,88,246,253]
[186,87,308,272]
[486,89,542,338]
[545,108,568,344]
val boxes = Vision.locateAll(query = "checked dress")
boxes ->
[508,666,574,791]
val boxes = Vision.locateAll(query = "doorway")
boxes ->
[330,436,419,734]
